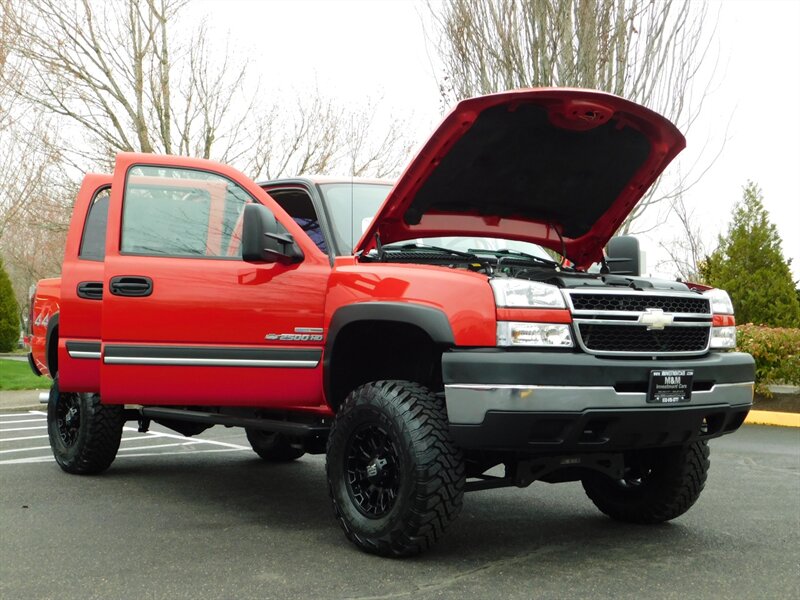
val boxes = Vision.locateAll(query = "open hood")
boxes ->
[355,88,685,267]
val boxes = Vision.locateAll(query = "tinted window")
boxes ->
[79,188,110,261]
[121,166,251,257]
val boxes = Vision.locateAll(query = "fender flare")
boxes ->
[323,302,455,406]
[45,313,60,376]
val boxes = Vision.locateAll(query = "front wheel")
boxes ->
[582,441,710,524]
[326,380,465,557]
[47,376,125,474]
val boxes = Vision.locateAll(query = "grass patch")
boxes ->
[0,358,47,390]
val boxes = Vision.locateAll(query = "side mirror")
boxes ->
[606,235,641,276]
[241,204,304,264]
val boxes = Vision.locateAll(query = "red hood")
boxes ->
[355,88,685,267]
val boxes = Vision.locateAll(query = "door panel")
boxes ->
[59,175,111,392]
[101,154,330,409]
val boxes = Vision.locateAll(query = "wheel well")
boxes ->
[326,321,446,412]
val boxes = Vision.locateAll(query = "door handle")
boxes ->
[76,281,103,300]
[109,276,153,297]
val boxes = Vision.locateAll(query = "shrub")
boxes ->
[736,324,800,395]
[702,182,800,327]
[0,259,20,352]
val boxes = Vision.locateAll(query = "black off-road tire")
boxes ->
[47,376,125,475]
[326,380,465,557]
[245,428,304,461]
[582,441,710,524]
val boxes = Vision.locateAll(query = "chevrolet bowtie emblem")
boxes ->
[638,308,674,330]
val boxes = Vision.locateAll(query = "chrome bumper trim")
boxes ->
[444,381,754,425]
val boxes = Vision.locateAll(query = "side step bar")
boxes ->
[139,407,329,437]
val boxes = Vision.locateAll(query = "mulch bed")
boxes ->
[752,392,800,413]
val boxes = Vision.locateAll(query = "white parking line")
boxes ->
[0,426,47,432]
[118,442,201,452]
[0,414,250,465]
[0,456,53,465]
[0,445,50,454]
[0,446,247,465]
[0,434,49,442]
[0,412,45,418]
[115,448,246,458]
[121,426,249,450]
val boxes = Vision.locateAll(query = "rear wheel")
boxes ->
[244,428,304,461]
[47,376,124,474]
[326,380,465,557]
[582,441,710,523]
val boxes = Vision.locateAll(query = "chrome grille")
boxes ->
[566,290,712,357]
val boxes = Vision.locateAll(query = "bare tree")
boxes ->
[426,0,719,231]
[0,0,71,314]
[10,0,414,178]
[656,191,707,282]
[8,0,260,168]
[242,93,414,181]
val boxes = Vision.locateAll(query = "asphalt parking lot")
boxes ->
[1,412,798,600]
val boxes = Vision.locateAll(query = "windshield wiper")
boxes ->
[391,243,493,272]
[468,248,567,270]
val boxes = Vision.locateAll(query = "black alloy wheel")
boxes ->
[55,390,81,447]
[344,422,401,518]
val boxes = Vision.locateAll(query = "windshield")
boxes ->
[320,183,392,254]
[319,182,555,260]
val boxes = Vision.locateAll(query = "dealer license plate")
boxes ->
[647,369,693,404]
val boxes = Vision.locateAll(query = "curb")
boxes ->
[744,410,800,428]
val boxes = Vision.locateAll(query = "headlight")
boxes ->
[497,322,574,347]
[703,288,734,314]
[703,289,736,349]
[709,326,736,349]
[490,279,565,308]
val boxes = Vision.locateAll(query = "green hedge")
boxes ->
[736,324,800,395]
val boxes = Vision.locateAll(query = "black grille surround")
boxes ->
[566,291,712,357]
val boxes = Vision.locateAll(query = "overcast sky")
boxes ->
[193,0,799,281]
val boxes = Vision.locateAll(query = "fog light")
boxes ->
[710,326,736,349]
[497,322,574,347]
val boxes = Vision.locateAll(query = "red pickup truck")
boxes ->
[27,88,754,556]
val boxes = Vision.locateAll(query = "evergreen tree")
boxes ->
[702,182,800,327]
[0,258,20,351]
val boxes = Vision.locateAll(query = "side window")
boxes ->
[121,166,251,258]
[269,188,328,253]
[79,188,110,261]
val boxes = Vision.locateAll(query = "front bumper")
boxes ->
[443,350,754,451]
